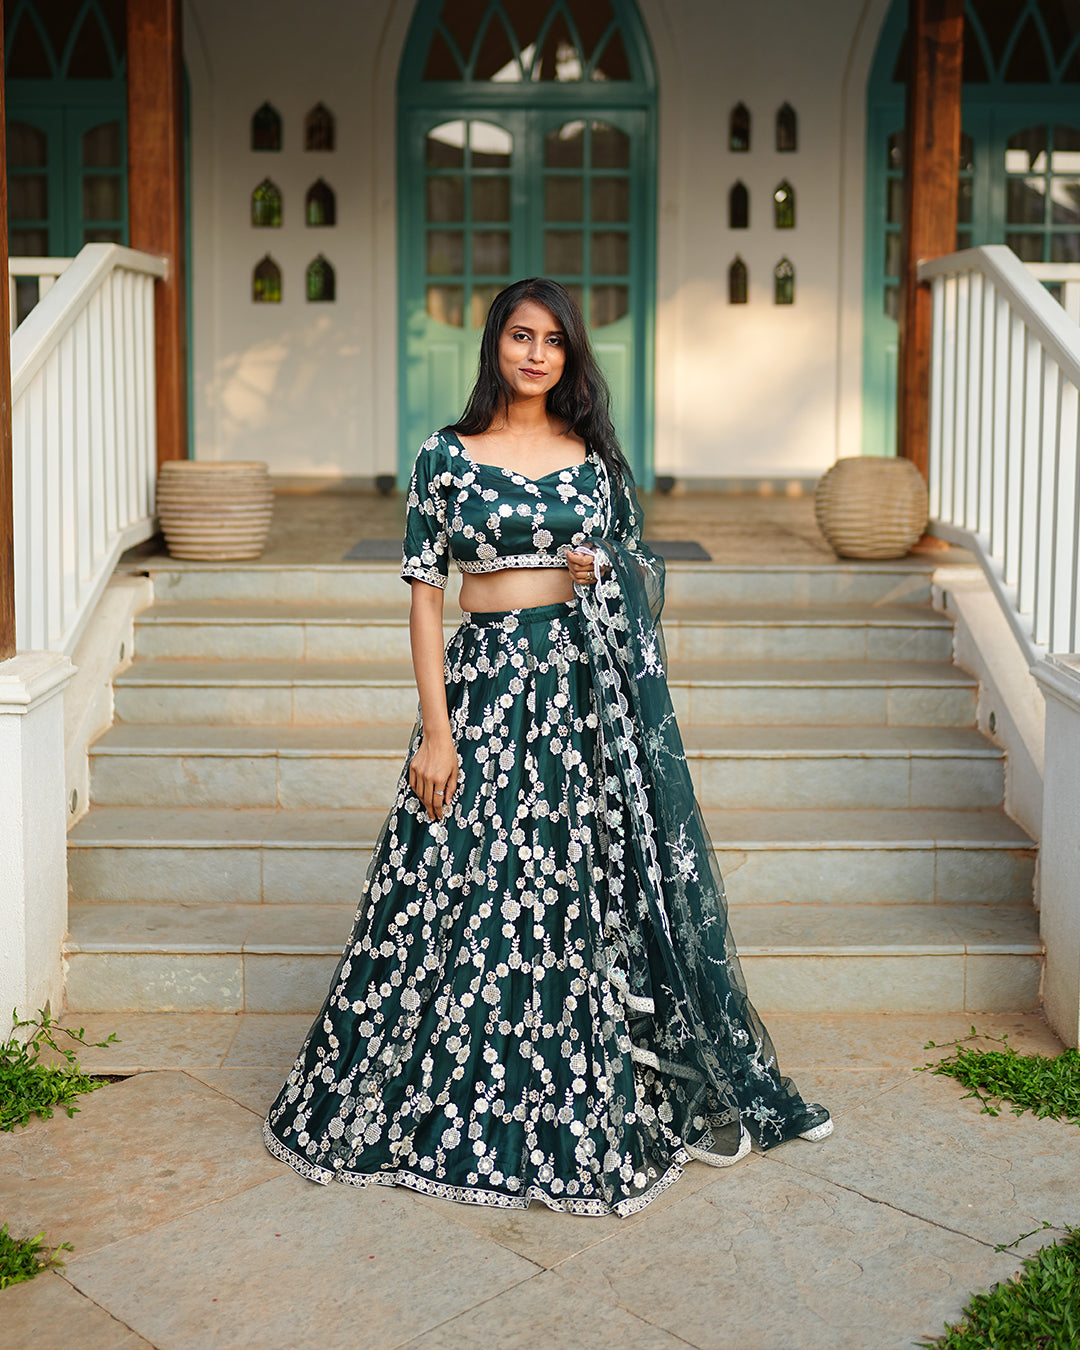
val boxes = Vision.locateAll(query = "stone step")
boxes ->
[67,805,1035,909]
[62,899,1042,1015]
[141,561,935,609]
[133,599,954,665]
[112,657,977,727]
[88,723,1005,812]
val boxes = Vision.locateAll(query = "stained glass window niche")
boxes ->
[307,255,336,301]
[253,255,282,302]
[305,103,335,151]
[252,103,282,151]
[774,257,795,304]
[306,179,336,227]
[776,103,797,152]
[730,103,750,152]
[252,178,282,227]
[774,180,795,228]
[729,181,749,229]
[729,256,748,303]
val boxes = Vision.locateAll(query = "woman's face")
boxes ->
[497,299,566,405]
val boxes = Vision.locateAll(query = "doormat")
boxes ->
[345,538,712,562]
[649,540,712,560]
[343,538,402,561]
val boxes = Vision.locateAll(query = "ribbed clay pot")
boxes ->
[814,456,929,560]
[157,461,274,560]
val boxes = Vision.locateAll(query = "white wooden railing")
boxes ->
[12,243,167,654]
[8,256,73,333]
[920,245,1080,660]
[1027,263,1080,327]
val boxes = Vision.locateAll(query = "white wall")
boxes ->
[186,0,888,481]
[186,0,399,479]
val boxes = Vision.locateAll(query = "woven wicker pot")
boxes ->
[157,461,274,560]
[814,456,928,560]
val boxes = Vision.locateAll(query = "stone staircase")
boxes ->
[65,560,1042,1016]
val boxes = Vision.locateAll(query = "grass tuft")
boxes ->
[919,1227,1080,1348]
[0,1225,72,1289]
[0,1008,119,1133]
[921,1028,1080,1126]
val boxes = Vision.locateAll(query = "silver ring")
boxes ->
[433,790,444,796]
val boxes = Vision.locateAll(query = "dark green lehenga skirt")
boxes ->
[264,591,829,1217]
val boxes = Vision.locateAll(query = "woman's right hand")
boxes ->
[409,731,458,822]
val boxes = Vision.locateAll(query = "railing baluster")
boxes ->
[966,271,983,530]
[1033,355,1060,647]
[953,273,969,525]
[1051,370,1077,654]
[940,276,958,522]
[989,287,1008,556]
[928,277,944,518]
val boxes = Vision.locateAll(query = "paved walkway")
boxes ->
[3,1011,1076,1349]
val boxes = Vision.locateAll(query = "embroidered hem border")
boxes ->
[262,1119,742,1218]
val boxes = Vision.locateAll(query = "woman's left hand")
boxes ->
[566,549,601,586]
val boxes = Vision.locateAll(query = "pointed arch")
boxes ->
[398,0,657,484]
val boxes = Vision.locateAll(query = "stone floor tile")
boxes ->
[0,1071,278,1257]
[411,1155,719,1270]
[186,1066,286,1117]
[1,1271,155,1350]
[64,1173,539,1350]
[220,1012,313,1068]
[777,1069,1080,1249]
[398,1268,689,1350]
[765,1011,1063,1070]
[51,1012,241,1072]
[556,1159,1024,1350]
[784,1067,915,1117]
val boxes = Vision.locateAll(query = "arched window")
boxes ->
[774,258,794,304]
[420,0,634,82]
[306,254,336,302]
[252,255,282,303]
[5,0,125,79]
[251,103,282,152]
[304,103,335,151]
[252,179,283,227]
[729,256,748,304]
[400,0,656,483]
[729,102,750,152]
[305,179,336,227]
[774,180,795,229]
[729,181,749,229]
[776,103,798,152]
[4,2,128,257]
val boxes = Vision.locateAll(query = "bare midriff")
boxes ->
[457,565,575,614]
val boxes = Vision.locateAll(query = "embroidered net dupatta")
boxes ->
[577,464,829,1158]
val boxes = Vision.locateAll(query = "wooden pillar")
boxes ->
[0,5,16,659]
[898,0,963,477]
[127,0,187,465]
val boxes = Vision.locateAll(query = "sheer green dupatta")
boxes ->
[576,465,830,1158]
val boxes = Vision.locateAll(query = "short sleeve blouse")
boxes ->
[400,429,608,589]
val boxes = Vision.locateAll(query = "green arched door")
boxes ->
[864,0,1080,456]
[398,1,657,484]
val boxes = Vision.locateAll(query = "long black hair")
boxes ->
[451,278,631,486]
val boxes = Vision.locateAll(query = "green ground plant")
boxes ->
[918,1032,1080,1347]
[0,1008,118,1132]
[919,1226,1080,1348]
[921,1028,1080,1125]
[0,1225,72,1290]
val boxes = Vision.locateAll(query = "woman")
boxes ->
[264,278,831,1216]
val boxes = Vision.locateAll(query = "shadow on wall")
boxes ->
[654,279,856,480]
[206,313,373,476]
